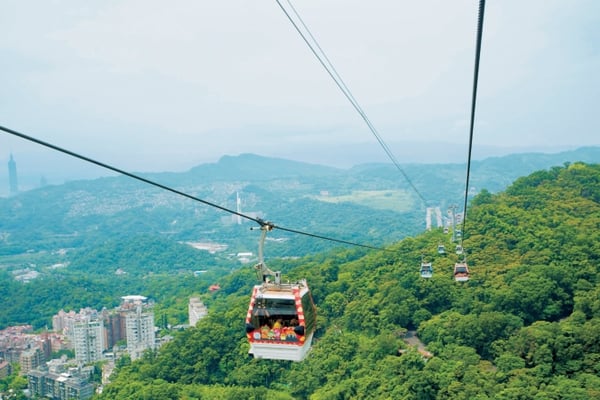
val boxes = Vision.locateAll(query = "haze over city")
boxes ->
[1,0,599,190]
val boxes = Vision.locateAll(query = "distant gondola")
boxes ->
[420,261,433,278]
[453,262,470,282]
[437,244,446,255]
[245,223,317,362]
[455,244,463,255]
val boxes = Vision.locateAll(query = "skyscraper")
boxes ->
[8,153,18,195]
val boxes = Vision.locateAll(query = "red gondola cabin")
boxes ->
[245,279,316,361]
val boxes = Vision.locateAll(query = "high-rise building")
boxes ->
[188,297,208,327]
[40,333,53,362]
[52,309,75,333]
[101,309,124,350]
[8,153,18,195]
[120,295,155,360]
[60,309,91,344]
[19,348,43,375]
[72,314,105,364]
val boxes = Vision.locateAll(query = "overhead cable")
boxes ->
[275,0,427,204]
[461,0,486,239]
[0,124,395,253]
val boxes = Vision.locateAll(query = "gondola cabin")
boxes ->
[420,262,433,278]
[455,244,463,255]
[245,279,317,362]
[453,262,470,282]
[437,244,446,255]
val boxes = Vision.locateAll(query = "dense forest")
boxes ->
[0,232,236,328]
[0,158,598,398]
[89,163,600,399]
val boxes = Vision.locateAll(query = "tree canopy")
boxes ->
[90,163,600,399]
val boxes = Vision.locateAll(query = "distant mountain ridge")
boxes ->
[0,146,598,261]
[143,153,343,186]
[143,146,600,195]
[2,146,599,196]
[197,146,600,176]
[190,153,341,179]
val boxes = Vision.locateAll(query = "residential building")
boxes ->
[188,297,208,327]
[28,369,94,400]
[19,348,44,375]
[52,310,75,333]
[72,315,105,364]
[0,360,11,378]
[101,309,124,350]
[3,348,21,363]
[120,295,155,360]
[40,333,53,361]
[61,308,96,344]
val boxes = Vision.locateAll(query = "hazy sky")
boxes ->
[1,0,599,184]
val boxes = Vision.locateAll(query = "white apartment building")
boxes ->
[72,314,105,364]
[188,297,208,327]
[121,295,155,360]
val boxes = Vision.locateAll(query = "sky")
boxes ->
[1,0,599,190]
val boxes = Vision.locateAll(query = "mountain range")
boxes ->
[0,147,599,268]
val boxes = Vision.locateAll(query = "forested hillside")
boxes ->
[0,235,232,328]
[1,148,598,262]
[96,163,600,399]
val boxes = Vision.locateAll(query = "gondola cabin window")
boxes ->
[249,298,305,342]
[245,281,316,361]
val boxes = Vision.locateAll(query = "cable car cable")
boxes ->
[275,0,427,204]
[460,0,486,239]
[283,0,357,112]
[274,224,390,252]
[0,124,258,223]
[0,124,396,253]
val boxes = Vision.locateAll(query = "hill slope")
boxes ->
[97,162,600,399]
[1,147,598,262]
